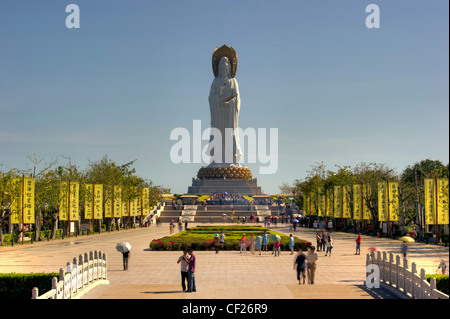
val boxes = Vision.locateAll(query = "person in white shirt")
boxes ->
[306,246,318,284]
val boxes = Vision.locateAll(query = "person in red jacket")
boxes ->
[355,233,361,255]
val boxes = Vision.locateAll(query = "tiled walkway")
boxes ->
[1,223,447,299]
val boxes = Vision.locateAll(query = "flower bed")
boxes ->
[149,225,309,251]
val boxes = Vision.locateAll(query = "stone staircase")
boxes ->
[157,204,286,223]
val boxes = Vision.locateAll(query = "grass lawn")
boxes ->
[150,225,310,251]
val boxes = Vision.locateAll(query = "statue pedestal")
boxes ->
[188,178,261,195]
[187,166,262,195]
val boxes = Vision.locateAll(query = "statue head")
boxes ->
[212,45,237,78]
[218,57,231,78]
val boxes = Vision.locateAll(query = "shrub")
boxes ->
[0,273,58,299]
[426,274,449,295]
[149,225,309,251]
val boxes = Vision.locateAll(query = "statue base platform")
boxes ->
[187,178,262,195]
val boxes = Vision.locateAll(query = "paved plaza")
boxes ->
[0,223,448,299]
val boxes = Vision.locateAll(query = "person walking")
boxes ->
[316,232,322,252]
[219,232,225,250]
[255,235,262,255]
[401,241,409,259]
[324,233,333,256]
[240,234,247,253]
[293,248,307,285]
[262,231,269,252]
[289,234,295,255]
[355,233,361,255]
[122,251,130,271]
[250,234,256,254]
[306,246,318,284]
[274,238,281,257]
[214,233,220,254]
[327,219,333,232]
[186,248,196,292]
[177,249,190,291]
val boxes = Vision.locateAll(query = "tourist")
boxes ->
[170,222,174,234]
[327,220,333,232]
[184,220,188,230]
[401,241,409,259]
[293,248,307,285]
[316,232,322,252]
[289,234,295,255]
[274,238,281,257]
[262,231,269,252]
[321,231,326,251]
[219,232,225,249]
[177,249,190,291]
[255,235,262,255]
[186,248,196,292]
[240,233,247,253]
[306,246,318,284]
[122,250,130,271]
[355,233,361,255]
[437,259,447,274]
[250,234,256,254]
[178,219,183,232]
[214,233,220,254]
[324,234,333,256]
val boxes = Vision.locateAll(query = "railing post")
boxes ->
[403,257,408,295]
[389,253,394,285]
[103,252,108,280]
[420,268,427,299]
[430,277,437,299]
[32,287,38,299]
[395,255,400,289]
[411,262,417,299]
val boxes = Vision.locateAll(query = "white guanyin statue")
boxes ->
[207,45,242,167]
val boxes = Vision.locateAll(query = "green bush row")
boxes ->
[0,273,58,299]
[150,225,310,251]
[426,274,449,295]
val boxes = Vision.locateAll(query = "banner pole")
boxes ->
[435,176,439,245]
[22,174,24,245]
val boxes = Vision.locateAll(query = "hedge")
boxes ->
[0,272,58,299]
[426,274,449,295]
[150,225,310,251]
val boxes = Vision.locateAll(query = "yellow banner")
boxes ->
[85,184,93,219]
[378,182,388,221]
[318,187,325,217]
[59,182,69,221]
[326,188,333,217]
[437,179,449,225]
[130,197,138,216]
[142,187,150,216]
[69,182,79,221]
[303,194,308,216]
[353,184,362,220]
[22,178,35,224]
[363,185,372,220]
[94,184,103,220]
[310,192,317,216]
[334,186,342,218]
[122,201,129,217]
[342,186,351,218]
[10,178,22,224]
[388,182,399,222]
[104,188,112,218]
[424,178,435,225]
[113,186,122,218]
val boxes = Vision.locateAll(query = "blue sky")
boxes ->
[0,0,448,194]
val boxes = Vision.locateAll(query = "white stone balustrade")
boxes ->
[31,250,109,299]
[366,251,448,299]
